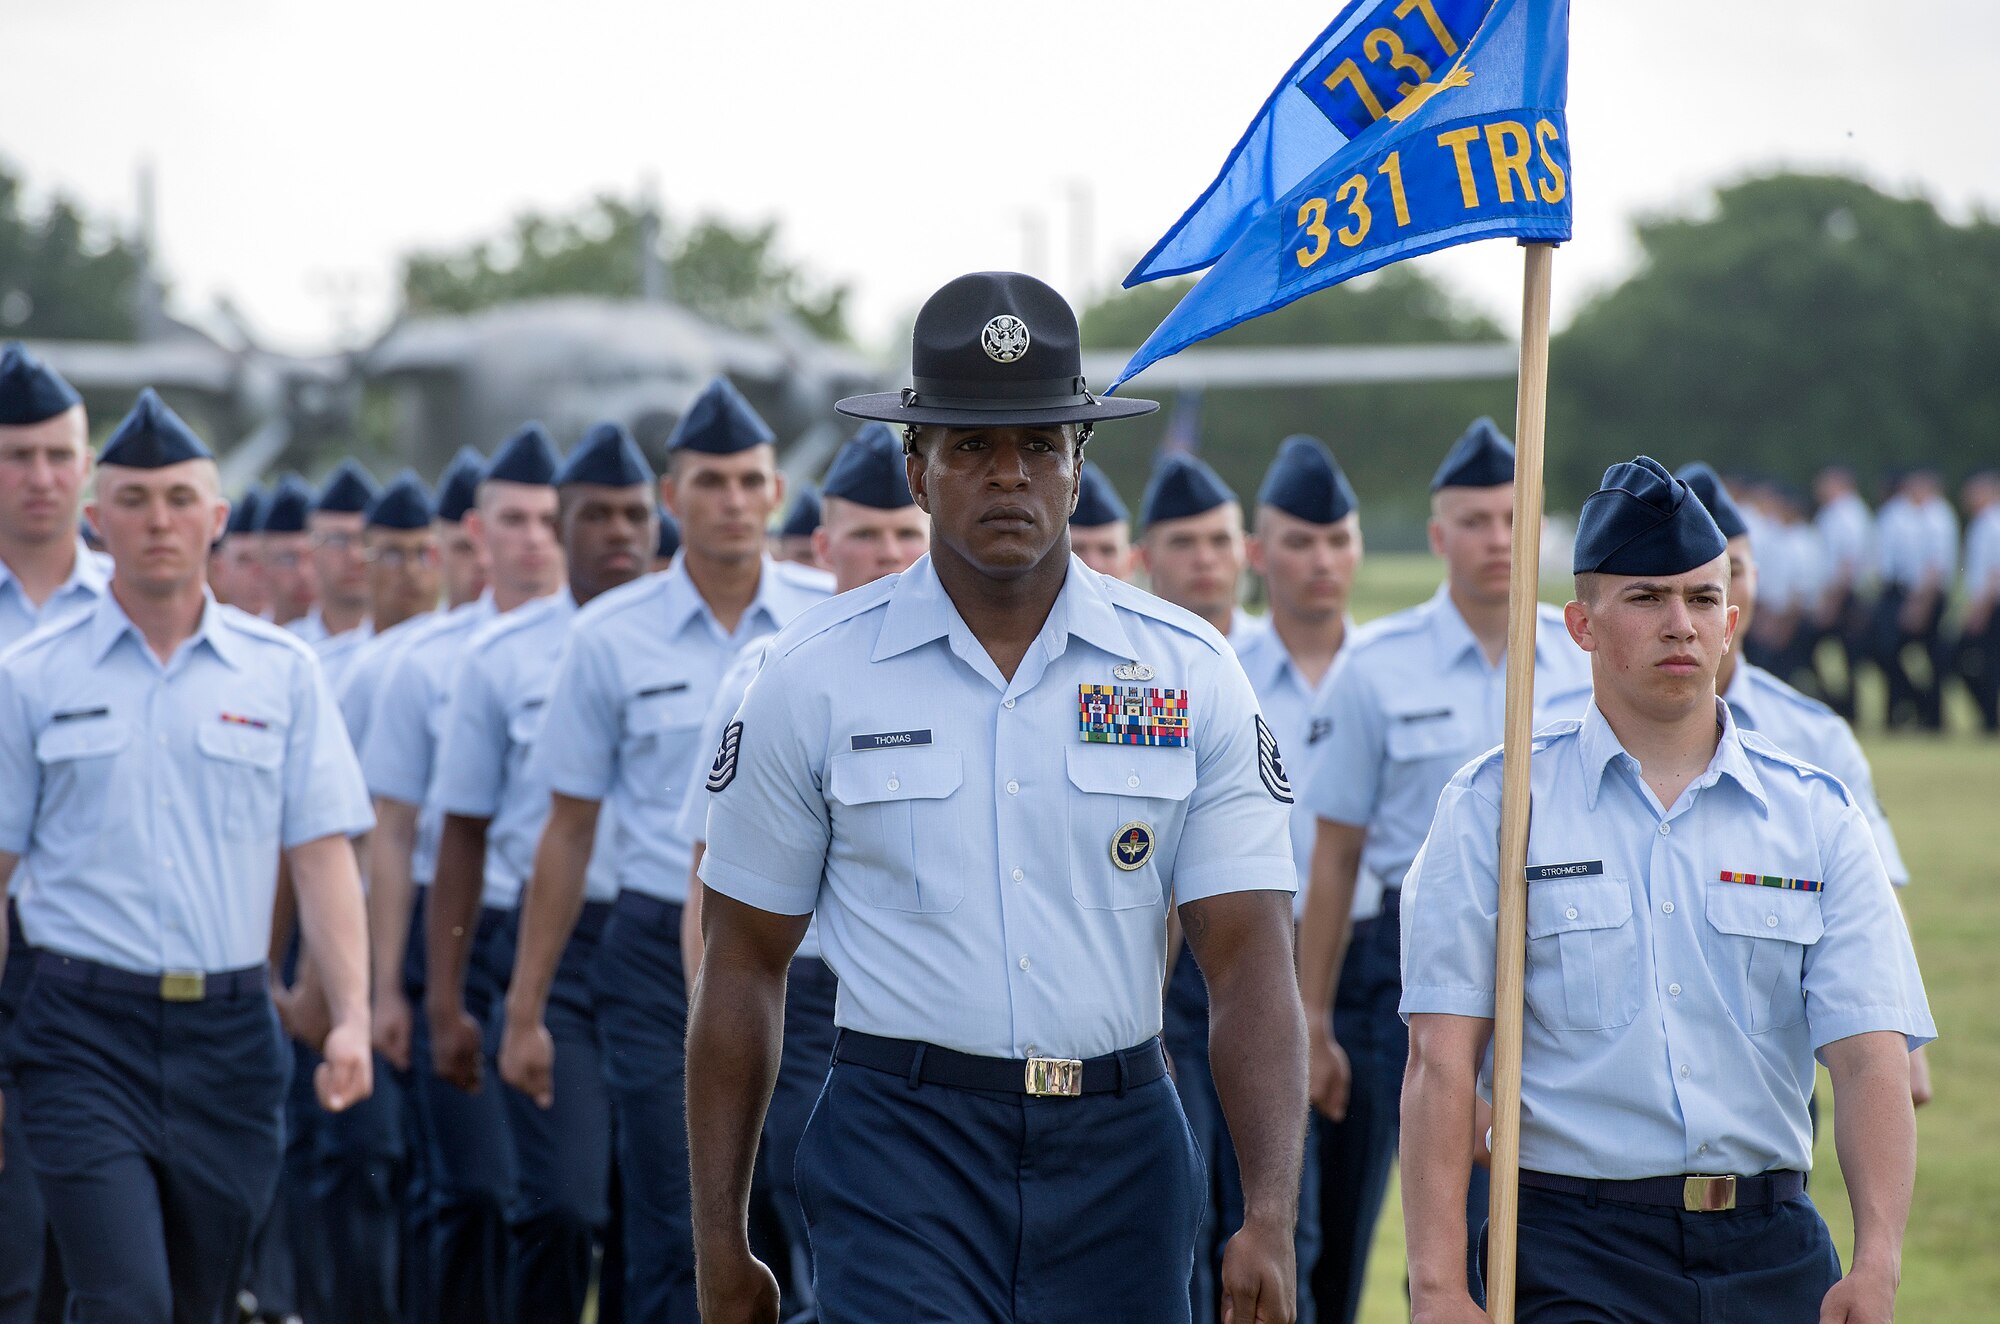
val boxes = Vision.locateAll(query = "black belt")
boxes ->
[35,953,268,1003]
[612,891,682,928]
[833,1030,1166,1098]
[1520,1168,1806,1213]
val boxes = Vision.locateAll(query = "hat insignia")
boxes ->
[982,314,1030,364]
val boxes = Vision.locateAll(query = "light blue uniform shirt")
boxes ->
[433,591,620,908]
[677,637,820,960]
[313,619,374,698]
[1400,700,1934,1180]
[336,613,437,749]
[531,557,828,904]
[1963,505,2000,602]
[0,540,110,651]
[1232,619,1348,920]
[0,594,373,972]
[360,595,497,885]
[287,606,330,646]
[698,555,1297,1061]
[1301,583,1589,916]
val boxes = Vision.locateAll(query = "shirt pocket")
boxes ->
[1384,711,1467,765]
[620,684,706,807]
[1063,744,1197,910]
[195,720,287,839]
[1524,878,1639,1032]
[34,717,132,838]
[827,746,965,913]
[1703,884,1823,1034]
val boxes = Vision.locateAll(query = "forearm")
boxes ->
[1297,823,1362,1025]
[504,802,594,1025]
[268,857,298,977]
[289,836,371,1026]
[686,932,790,1260]
[365,801,418,998]
[425,816,488,1016]
[1828,1032,1917,1277]
[682,843,707,981]
[1400,1017,1487,1309]
[1191,893,1308,1228]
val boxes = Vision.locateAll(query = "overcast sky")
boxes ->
[5,0,1997,356]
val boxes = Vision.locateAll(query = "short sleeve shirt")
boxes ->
[1232,620,1346,919]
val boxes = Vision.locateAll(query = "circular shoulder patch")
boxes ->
[982,314,1030,363]
[705,720,744,793]
[1111,820,1155,871]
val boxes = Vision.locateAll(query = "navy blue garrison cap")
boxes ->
[0,342,82,426]
[257,474,314,533]
[365,469,434,530]
[1574,456,1728,576]
[1071,461,1129,528]
[315,459,380,513]
[1141,452,1236,531]
[656,506,681,560]
[668,377,775,454]
[1674,463,1749,541]
[557,421,653,488]
[435,446,485,522]
[100,389,214,467]
[778,486,821,538]
[1430,417,1515,491]
[1258,435,1357,524]
[224,485,267,537]
[821,423,914,510]
[483,423,562,487]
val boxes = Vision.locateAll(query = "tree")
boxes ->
[0,160,145,341]
[1547,172,2000,501]
[1081,265,1514,539]
[400,195,850,340]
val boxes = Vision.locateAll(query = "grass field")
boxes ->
[1332,554,2000,1324]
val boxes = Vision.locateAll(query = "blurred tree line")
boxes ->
[399,194,852,341]
[0,160,145,340]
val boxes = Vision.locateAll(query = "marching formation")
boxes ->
[0,271,1937,1324]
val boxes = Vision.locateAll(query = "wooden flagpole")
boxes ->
[1485,240,1554,1324]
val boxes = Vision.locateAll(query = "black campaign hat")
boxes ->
[1575,456,1727,576]
[837,272,1157,428]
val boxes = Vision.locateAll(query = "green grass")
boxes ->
[1339,554,2000,1323]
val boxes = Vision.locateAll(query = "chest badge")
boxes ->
[1719,869,1821,894]
[1078,684,1189,747]
[1112,821,1155,871]
[1113,661,1155,682]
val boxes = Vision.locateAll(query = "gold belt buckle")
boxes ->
[1024,1056,1083,1097]
[159,971,206,1002]
[1683,1175,1737,1212]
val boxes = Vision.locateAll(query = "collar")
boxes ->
[657,555,792,640]
[1578,696,1766,813]
[1427,582,1484,670]
[0,538,110,604]
[1234,615,1349,696]
[872,554,1137,666]
[88,588,242,670]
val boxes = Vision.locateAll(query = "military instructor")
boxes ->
[686,272,1309,1324]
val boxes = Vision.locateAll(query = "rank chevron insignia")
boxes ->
[706,720,744,793]
[1256,715,1292,804]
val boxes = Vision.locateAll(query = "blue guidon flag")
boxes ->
[1113,0,1569,390]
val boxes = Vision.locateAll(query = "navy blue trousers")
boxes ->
[419,906,520,1324]
[590,893,695,1323]
[0,903,61,1324]
[11,966,288,1324]
[1164,940,1322,1324]
[479,904,615,1324]
[1492,1186,1841,1324]
[796,1052,1205,1323]
[761,955,839,1318]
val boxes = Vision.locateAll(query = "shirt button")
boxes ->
[886,778,900,791]
[1564,906,1578,920]
[1012,868,1024,883]
[1006,780,1019,795]
[1004,698,1017,710]
[1127,774,1140,788]
[1678,1064,1691,1080]
[1018,956,1030,971]
[1662,901,1675,915]
[1659,823,1671,836]
[1766,914,1779,928]
[1668,983,1682,997]
[1698,1142,1710,1155]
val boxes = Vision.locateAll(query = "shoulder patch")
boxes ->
[1255,714,1293,804]
[705,720,744,793]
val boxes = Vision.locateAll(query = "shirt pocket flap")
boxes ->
[624,684,704,736]
[828,746,963,806]
[508,701,548,747]
[35,718,131,762]
[195,721,286,770]
[1527,879,1632,939]
[1063,744,1197,800]
[1705,884,1825,944]
[1385,713,1465,762]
